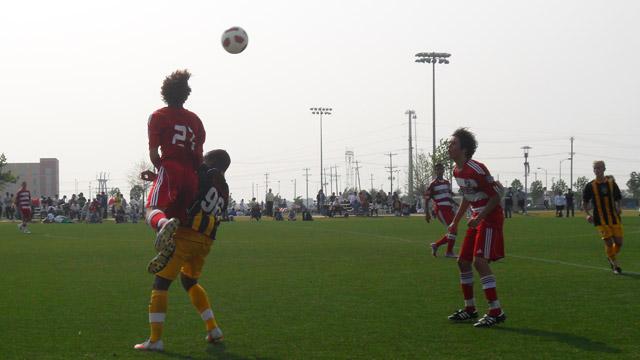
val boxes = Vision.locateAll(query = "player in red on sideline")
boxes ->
[424,163,458,258]
[144,70,206,260]
[15,181,32,234]
[446,128,506,328]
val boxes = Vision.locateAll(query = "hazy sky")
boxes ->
[1,0,638,201]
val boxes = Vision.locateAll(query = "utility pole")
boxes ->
[521,146,531,214]
[405,110,416,204]
[385,152,397,194]
[570,136,575,190]
[252,182,254,199]
[264,173,269,195]
[354,160,362,191]
[329,167,333,194]
[303,168,311,208]
[370,174,374,190]
[334,165,339,194]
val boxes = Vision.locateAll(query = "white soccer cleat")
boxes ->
[205,327,224,343]
[155,218,179,252]
[23,228,31,234]
[133,339,164,351]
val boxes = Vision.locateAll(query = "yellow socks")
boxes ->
[148,290,168,342]
[605,245,616,261]
[188,284,218,331]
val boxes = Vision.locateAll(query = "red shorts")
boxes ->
[20,208,32,221]
[459,212,504,262]
[146,160,198,223]
[434,206,455,227]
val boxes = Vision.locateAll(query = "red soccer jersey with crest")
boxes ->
[453,159,502,220]
[16,189,31,209]
[424,178,455,208]
[148,107,206,170]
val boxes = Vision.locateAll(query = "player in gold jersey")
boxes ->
[582,160,624,274]
[135,149,230,352]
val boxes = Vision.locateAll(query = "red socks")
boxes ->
[146,209,168,232]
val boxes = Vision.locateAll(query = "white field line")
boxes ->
[314,227,640,275]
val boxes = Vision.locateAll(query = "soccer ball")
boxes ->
[221,27,248,54]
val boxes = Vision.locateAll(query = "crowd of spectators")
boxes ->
[0,191,143,224]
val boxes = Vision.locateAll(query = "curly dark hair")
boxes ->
[452,127,477,159]
[161,70,191,107]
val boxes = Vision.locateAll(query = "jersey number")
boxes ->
[201,187,225,216]
[172,125,196,150]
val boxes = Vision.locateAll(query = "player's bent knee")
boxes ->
[180,273,198,292]
[153,275,172,290]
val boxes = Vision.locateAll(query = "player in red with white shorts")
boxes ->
[446,128,506,328]
[145,70,206,261]
[424,163,458,258]
[15,181,32,234]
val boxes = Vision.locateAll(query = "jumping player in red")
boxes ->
[446,128,506,328]
[424,163,458,258]
[145,70,206,262]
[15,181,32,234]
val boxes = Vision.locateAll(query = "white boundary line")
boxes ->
[312,226,640,275]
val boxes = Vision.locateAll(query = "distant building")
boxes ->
[3,158,59,198]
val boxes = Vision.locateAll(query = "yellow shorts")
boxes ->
[596,224,624,240]
[156,227,213,281]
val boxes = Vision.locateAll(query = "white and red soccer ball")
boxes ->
[221,27,248,54]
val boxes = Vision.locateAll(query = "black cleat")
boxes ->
[448,309,478,321]
[473,312,507,328]
[614,266,622,275]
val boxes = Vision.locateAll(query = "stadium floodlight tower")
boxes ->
[405,110,417,204]
[310,107,332,195]
[415,52,451,155]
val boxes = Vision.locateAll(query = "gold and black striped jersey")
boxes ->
[583,177,621,226]
[186,167,229,240]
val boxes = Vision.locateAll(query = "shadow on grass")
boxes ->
[495,326,621,354]
[619,272,640,280]
[205,343,275,360]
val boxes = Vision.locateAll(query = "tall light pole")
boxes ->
[569,136,575,190]
[537,167,548,190]
[522,146,531,214]
[310,107,332,195]
[291,179,296,199]
[405,110,416,204]
[415,52,451,155]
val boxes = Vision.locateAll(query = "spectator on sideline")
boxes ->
[503,188,513,218]
[554,192,566,217]
[565,189,575,217]
[265,189,275,217]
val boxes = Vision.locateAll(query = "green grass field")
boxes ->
[0,213,638,359]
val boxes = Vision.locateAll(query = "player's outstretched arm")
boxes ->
[449,198,470,234]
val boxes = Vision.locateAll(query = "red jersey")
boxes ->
[148,107,206,170]
[453,159,502,218]
[16,189,31,209]
[424,178,455,208]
